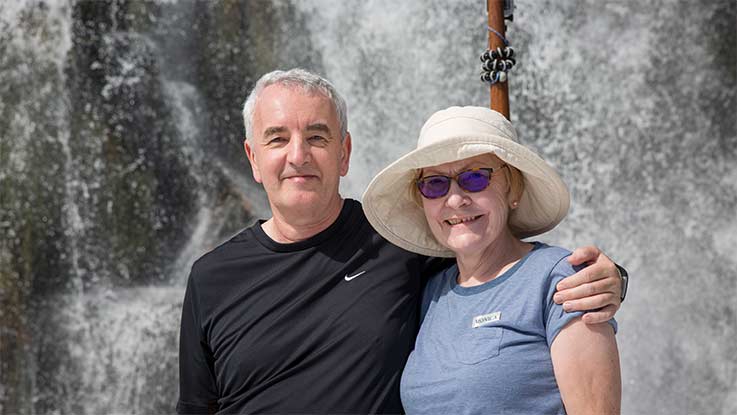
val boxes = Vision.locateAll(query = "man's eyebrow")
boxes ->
[306,123,332,134]
[261,124,333,140]
[262,126,288,137]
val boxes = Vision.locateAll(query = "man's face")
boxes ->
[245,84,351,215]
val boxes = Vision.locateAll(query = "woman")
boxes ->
[362,106,620,414]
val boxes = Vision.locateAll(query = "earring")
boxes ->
[511,201,519,209]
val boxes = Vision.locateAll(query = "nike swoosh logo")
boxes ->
[344,271,367,281]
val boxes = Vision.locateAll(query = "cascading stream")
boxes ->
[0,1,735,414]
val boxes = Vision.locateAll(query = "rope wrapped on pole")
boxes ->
[485,0,512,120]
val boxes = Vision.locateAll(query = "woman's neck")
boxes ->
[455,233,533,287]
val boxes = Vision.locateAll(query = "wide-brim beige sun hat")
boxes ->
[362,106,570,258]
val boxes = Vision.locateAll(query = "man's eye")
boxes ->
[268,137,286,144]
[308,136,329,145]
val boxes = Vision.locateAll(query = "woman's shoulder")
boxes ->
[523,242,578,281]
[529,242,571,259]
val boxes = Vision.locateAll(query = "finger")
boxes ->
[553,277,618,304]
[581,304,619,324]
[561,292,620,313]
[567,245,602,266]
[556,261,612,291]
[558,259,623,299]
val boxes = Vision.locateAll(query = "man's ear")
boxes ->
[244,139,262,183]
[339,132,352,177]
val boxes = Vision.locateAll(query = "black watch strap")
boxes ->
[615,263,629,303]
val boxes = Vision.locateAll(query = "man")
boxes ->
[177,69,626,414]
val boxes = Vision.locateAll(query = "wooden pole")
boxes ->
[487,0,510,120]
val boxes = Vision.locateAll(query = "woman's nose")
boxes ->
[445,181,471,208]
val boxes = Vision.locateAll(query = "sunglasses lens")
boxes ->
[458,169,492,192]
[418,176,450,199]
[418,168,494,199]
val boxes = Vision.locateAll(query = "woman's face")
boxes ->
[420,153,512,256]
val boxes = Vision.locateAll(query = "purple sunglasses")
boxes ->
[416,165,508,199]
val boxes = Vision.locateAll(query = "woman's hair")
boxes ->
[408,169,424,209]
[504,163,525,204]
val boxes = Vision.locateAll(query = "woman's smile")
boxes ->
[444,214,483,226]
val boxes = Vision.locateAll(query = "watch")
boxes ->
[615,264,629,303]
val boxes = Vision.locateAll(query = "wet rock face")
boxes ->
[1,2,73,412]
[66,0,197,288]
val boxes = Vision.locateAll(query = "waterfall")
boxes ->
[1,0,735,414]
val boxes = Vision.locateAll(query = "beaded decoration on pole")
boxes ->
[480,26,515,84]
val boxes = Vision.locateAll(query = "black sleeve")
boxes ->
[177,269,219,414]
[419,255,455,286]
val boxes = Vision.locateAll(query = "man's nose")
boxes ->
[287,137,311,166]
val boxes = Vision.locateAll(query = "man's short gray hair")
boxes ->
[242,68,348,141]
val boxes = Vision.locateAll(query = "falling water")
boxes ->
[1,0,735,414]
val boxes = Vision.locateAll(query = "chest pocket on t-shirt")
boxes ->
[454,325,504,365]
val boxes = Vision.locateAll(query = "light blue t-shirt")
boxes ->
[400,242,617,415]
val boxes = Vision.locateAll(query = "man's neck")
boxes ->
[262,198,346,243]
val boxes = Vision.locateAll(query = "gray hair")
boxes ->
[242,68,348,141]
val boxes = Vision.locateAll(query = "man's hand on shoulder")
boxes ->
[554,245,624,324]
